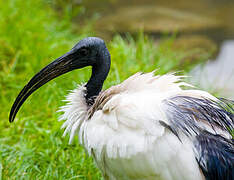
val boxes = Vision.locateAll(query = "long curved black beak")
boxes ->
[9,49,81,123]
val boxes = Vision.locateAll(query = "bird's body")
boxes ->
[60,72,233,180]
[10,37,234,180]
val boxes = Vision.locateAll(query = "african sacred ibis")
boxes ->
[10,37,234,180]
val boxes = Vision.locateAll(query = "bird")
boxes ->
[10,37,234,180]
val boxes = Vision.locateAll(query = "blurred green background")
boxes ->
[0,0,233,179]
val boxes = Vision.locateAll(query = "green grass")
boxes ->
[0,0,208,179]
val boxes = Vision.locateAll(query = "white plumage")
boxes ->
[59,72,231,180]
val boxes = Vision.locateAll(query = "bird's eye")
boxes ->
[79,48,89,56]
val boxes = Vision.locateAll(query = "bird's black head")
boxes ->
[9,37,111,122]
[71,37,110,67]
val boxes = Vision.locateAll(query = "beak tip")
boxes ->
[9,118,13,123]
[9,111,15,123]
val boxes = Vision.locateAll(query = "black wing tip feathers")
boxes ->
[195,131,234,180]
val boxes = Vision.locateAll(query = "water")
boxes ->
[84,0,234,42]
[190,41,234,98]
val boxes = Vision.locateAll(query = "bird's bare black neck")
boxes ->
[85,55,110,106]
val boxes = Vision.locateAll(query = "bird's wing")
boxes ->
[163,95,233,137]
[162,95,234,180]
